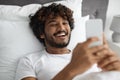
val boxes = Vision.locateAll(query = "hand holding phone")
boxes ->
[86,19,103,47]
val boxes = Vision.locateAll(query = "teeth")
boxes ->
[56,32,65,36]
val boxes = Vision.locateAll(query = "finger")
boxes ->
[89,47,109,62]
[103,33,108,45]
[89,42,109,56]
[90,45,116,63]
[94,48,108,57]
[89,45,104,55]
[94,46,114,57]
[98,55,119,68]
[102,61,120,71]
[83,37,99,48]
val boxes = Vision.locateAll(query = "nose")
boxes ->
[58,23,65,30]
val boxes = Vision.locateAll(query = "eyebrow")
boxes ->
[47,19,56,24]
[46,18,68,25]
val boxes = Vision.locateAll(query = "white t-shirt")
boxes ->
[15,49,100,80]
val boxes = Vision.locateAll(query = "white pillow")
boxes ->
[0,4,43,80]
[0,0,83,80]
[0,4,42,20]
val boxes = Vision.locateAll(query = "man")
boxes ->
[15,3,120,80]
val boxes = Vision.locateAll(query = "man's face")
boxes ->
[42,16,71,48]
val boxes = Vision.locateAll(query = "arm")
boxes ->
[52,37,108,80]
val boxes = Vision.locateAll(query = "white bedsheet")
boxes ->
[75,71,120,80]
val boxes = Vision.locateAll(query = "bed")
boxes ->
[0,0,116,80]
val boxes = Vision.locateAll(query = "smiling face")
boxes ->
[41,16,71,48]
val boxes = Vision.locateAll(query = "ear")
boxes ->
[40,34,45,39]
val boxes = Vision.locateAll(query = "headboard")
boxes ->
[0,0,108,28]
[0,0,61,6]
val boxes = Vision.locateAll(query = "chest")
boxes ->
[34,55,71,80]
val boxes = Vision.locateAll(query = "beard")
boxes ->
[44,32,71,48]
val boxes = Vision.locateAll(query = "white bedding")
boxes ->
[77,71,120,80]
[0,0,120,80]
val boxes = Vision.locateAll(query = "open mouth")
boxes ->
[56,32,66,37]
[54,31,68,38]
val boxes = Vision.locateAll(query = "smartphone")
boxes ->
[86,19,103,47]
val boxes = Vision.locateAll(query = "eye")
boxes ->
[49,22,58,27]
[63,21,69,25]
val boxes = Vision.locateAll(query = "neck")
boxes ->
[46,47,70,54]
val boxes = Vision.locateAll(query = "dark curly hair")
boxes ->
[29,3,74,45]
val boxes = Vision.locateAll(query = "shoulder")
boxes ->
[19,50,45,65]
[25,50,44,59]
